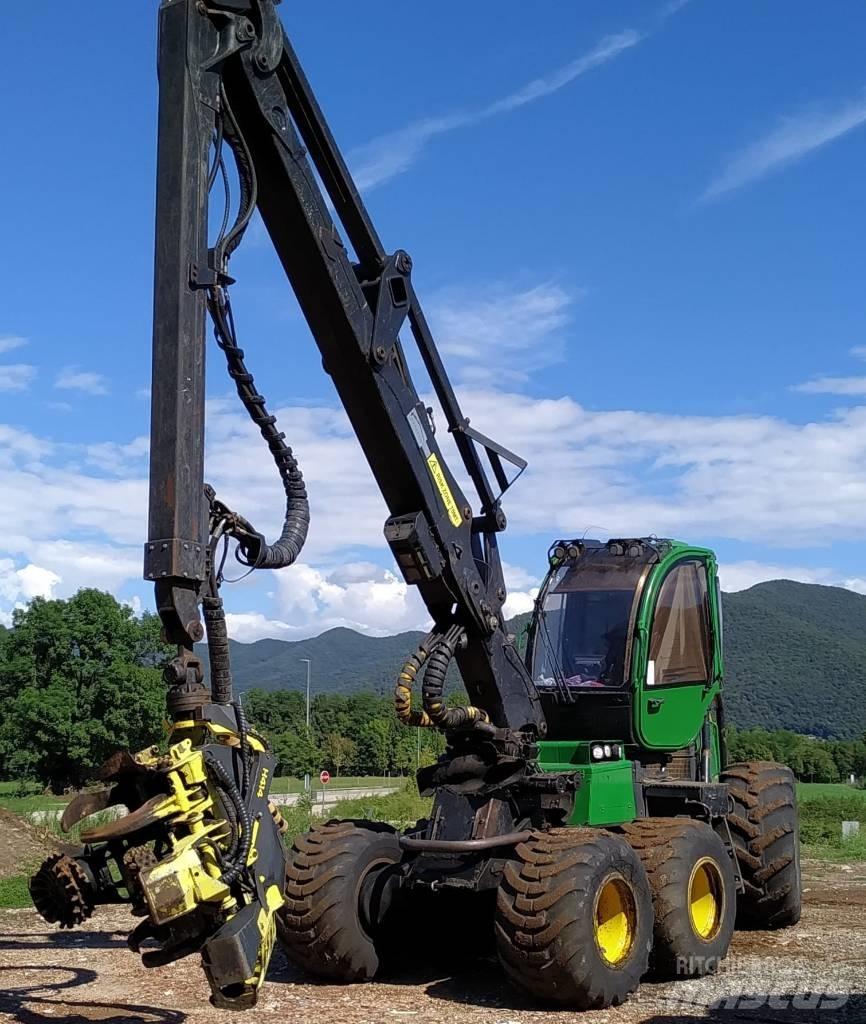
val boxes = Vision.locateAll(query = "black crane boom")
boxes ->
[147,0,544,737]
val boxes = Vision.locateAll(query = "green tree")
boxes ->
[358,718,393,775]
[0,590,170,791]
[322,733,356,776]
[272,731,321,777]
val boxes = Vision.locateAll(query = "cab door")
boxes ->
[632,554,720,750]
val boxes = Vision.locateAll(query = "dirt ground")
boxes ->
[1,858,864,1024]
[0,810,62,880]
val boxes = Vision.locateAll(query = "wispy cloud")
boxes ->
[0,364,36,392]
[430,282,577,384]
[794,346,866,395]
[794,375,866,396]
[701,91,866,202]
[55,367,109,396]
[0,335,28,354]
[349,30,642,191]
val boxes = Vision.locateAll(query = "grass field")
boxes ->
[0,874,32,909]
[797,781,866,801]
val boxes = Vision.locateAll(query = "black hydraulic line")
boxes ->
[399,831,533,853]
[207,289,309,570]
[202,594,232,704]
[234,700,251,800]
[205,754,251,885]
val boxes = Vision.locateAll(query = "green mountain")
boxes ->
[722,580,866,740]
[207,580,866,739]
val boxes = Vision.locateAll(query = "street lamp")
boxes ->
[300,658,312,796]
[300,658,311,733]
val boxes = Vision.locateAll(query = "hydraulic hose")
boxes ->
[418,626,491,730]
[206,754,252,886]
[394,633,436,728]
[208,288,310,570]
[203,594,232,704]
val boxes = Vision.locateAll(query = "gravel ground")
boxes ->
[1,858,863,1024]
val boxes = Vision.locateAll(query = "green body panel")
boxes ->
[631,543,722,755]
[537,740,637,826]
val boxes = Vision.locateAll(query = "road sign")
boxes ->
[319,770,330,785]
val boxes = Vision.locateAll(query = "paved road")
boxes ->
[28,786,399,823]
[275,785,398,809]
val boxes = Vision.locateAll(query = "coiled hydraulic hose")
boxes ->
[395,627,491,731]
[394,633,436,728]
[421,626,490,729]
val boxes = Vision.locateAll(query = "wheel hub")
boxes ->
[688,857,723,940]
[593,873,636,966]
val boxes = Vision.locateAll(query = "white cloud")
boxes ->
[793,348,866,395]
[349,31,641,191]
[84,436,149,474]
[794,375,866,396]
[16,564,61,600]
[0,364,36,392]
[701,92,866,202]
[55,367,109,396]
[451,388,866,548]
[9,359,866,636]
[274,562,430,636]
[222,560,540,641]
[431,283,575,383]
[482,32,641,118]
[0,336,28,354]
[0,559,60,618]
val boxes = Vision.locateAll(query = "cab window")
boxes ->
[649,560,710,686]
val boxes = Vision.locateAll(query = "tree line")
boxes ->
[243,689,446,778]
[726,725,866,784]
[0,590,863,791]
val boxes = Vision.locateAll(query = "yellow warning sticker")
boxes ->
[426,453,463,527]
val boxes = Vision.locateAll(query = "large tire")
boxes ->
[721,761,802,929]
[619,818,736,978]
[278,819,401,982]
[495,829,653,1009]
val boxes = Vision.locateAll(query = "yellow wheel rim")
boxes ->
[688,857,723,941]
[593,874,637,966]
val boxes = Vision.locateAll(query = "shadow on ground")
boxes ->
[0,929,128,952]
[0,965,186,1024]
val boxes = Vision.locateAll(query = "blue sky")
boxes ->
[2,0,866,638]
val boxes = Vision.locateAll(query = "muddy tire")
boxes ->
[277,819,401,982]
[721,761,802,929]
[494,829,653,1008]
[620,818,736,978]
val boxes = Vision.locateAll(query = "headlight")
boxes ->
[591,744,605,760]
[603,744,612,758]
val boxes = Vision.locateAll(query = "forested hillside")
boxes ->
[213,580,866,739]
[722,580,866,739]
